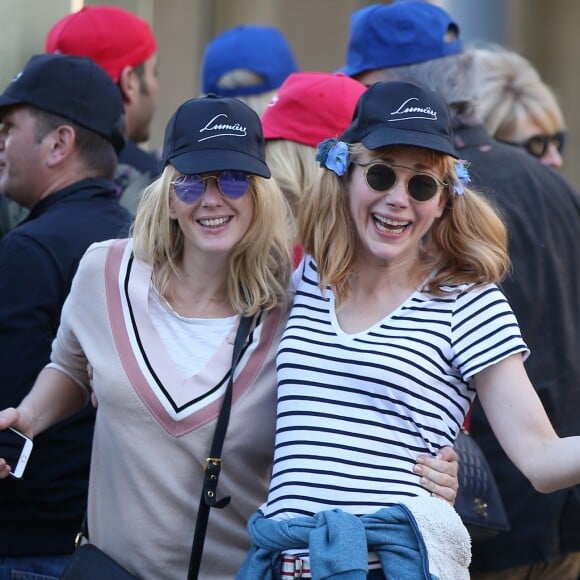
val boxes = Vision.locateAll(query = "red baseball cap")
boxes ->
[261,72,367,148]
[45,5,157,83]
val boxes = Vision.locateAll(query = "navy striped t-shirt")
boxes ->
[264,257,528,520]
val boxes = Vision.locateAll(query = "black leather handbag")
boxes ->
[60,543,137,580]
[454,429,510,543]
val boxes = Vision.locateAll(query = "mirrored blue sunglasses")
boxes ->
[171,170,250,204]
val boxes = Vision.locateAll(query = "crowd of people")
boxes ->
[0,2,578,580]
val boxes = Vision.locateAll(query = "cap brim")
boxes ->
[0,94,24,110]
[362,128,458,158]
[335,63,362,77]
[168,149,271,178]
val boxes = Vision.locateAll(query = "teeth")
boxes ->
[373,214,409,234]
[373,215,408,226]
[198,217,230,227]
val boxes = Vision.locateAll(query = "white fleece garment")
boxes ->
[400,496,471,580]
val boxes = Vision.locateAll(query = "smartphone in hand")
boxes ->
[0,427,33,478]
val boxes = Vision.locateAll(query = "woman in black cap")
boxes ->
[238,81,580,579]
[0,93,458,580]
[0,94,292,580]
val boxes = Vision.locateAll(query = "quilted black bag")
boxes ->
[454,429,510,542]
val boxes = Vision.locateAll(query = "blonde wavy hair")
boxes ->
[131,164,293,316]
[299,144,509,304]
[473,45,566,140]
[209,69,278,117]
[265,139,321,218]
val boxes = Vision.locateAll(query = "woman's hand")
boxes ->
[414,445,459,504]
[0,367,88,478]
[0,406,34,479]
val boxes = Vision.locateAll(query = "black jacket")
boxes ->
[457,125,580,571]
[119,140,160,178]
[0,177,133,556]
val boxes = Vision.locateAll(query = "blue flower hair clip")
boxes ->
[454,160,471,195]
[316,138,349,176]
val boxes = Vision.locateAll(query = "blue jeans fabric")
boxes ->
[0,555,70,580]
[239,507,433,579]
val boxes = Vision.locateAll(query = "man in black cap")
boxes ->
[0,53,132,579]
[339,2,580,579]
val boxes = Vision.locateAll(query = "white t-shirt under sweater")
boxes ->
[264,256,528,521]
[149,285,238,377]
[47,238,288,580]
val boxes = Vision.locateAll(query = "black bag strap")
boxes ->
[187,314,255,580]
[77,314,255,579]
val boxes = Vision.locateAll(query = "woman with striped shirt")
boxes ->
[238,81,580,579]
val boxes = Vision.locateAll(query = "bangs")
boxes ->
[375,145,450,173]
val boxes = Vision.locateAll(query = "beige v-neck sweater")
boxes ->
[49,239,287,579]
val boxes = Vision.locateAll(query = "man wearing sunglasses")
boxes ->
[339,2,580,579]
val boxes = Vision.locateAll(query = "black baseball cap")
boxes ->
[161,95,271,177]
[0,53,125,153]
[341,81,458,158]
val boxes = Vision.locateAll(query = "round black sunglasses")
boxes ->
[354,161,447,202]
[499,131,566,158]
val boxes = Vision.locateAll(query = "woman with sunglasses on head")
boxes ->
[0,94,458,580]
[472,45,567,169]
[237,81,580,580]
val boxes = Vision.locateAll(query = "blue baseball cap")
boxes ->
[339,1,463,78]
[201,25,299,97]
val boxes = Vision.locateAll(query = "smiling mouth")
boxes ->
[197,216,232,228]
[373,214,410,234]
